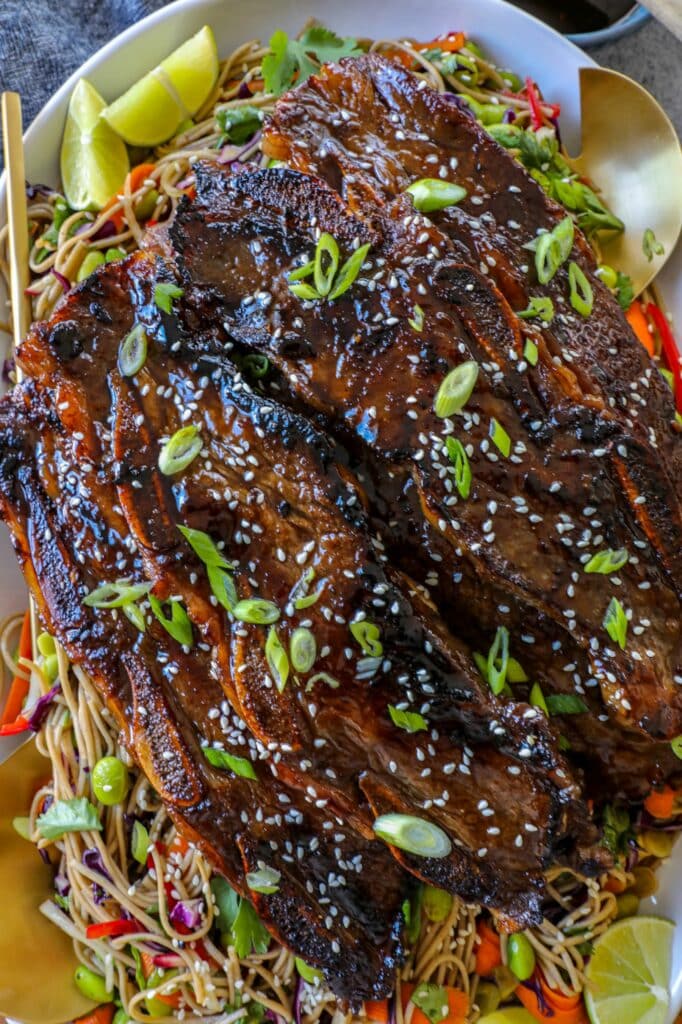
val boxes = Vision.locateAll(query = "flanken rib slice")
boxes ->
[0,251,599,998]
[169,163,681,753]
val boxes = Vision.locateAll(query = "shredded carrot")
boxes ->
[603,875,627,894]
[169,833,190,857]
[401,983,469,1024]
[418,32,466,53]
[475,919,502,975]
[516,971,588,1023]
[100,162,158,233]
[74,1006,115,1024]
[141,951,181,1008]
[626,301,654,355]
[382,48,415,69]
[644,785,676,820]
[1,610,32,726]
[247,79,265,95]
[365,1000,390,1022]
[100,196,125,234]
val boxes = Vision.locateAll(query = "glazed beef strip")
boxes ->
[0,250,599,997]
[169,165,682,760]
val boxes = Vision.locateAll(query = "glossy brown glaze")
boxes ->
[0,247,601,998]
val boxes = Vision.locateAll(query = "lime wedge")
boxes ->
[479,1010,536,1024]
[60,79,130,211]
[584,916,674,1024]
[102,25,219,147]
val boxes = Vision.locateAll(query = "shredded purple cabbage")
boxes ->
[503,107,516,124]
[237,82,252,99]
[54,873,70,897]
[51,270,71,293]
[520,975,554,1017]
[27,682,61,731]
[293,974,303,1024]
[83,846,113,882]
[75,218,118,243]
[25,182,55,200]
[2,357,15,382]
[169,898,203,930]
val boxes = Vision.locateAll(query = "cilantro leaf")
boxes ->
[545,694,589,716]
[37,797,102,840]
[216,105,263,147]
[211,876,240,933]
[204,746,257,780]
[231,895,271,957]
[262,26,362,97]
[601,804,631,858]
[388,704,428,733]
[615,271,634,311]
[411,982,450,1024]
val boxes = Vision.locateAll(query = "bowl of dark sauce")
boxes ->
[508,1,650,45]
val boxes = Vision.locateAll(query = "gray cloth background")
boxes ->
[0,1,680,138]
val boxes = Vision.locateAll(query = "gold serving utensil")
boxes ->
[571,66,682,298]
[0,91,93,1024]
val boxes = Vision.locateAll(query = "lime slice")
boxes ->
[479,1010,536,1024]
[60,79,130,211]
[584,916,674,1024]
[102,25,218,147]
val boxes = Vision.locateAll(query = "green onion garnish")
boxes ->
[568,262,594,317]
[290,627,317,674]
[265,626,289,693]
[153,281,184,314]
[373,813,452,858]
[409,304,425,332]
[584,548,628,575]
[643,228,664,262]
[288,259,315,282]
[233,598,280,625]
[149,595,193,647]
[518,297,554,323]
[122,602,146,633]
[411,982,451,1024]
[388,705,427,733]
[208,566,238,612]
[603,597,628,650]
[328,242,371,300]
[306,671,340,691]
[671,736,682,760]
[118,323,148,377]
[523,339,539,366]
[242,353,270,379]
[84,580,151,609]
[288,281,320,301]
[486,626,509,695]
[350,619,383,657]
[532,216,574,284]
[246,865,281,894]
[529,682,549,715]
[204,747,257,779]
[131,821,150,865]
[178,525,232,569]
[489,418,511,457]
[434,360,479,419]
[158,426,202,476]
[445,437,472,499]
[313,233,340,297]
[405,178,467,213]
[545,694,589,715]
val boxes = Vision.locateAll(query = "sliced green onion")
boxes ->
[545,694,588,715]
[208,565,238,613]
[295,958,323,985]
[434,360,479,419]
[149,595,193,647]
[313,233,340,297]
[12,816,31,840]
[153,281,184,314]
[233,598,280,625]
[131,820,150,864]
[533,216,574,284]
[489,418,511,457]
[295,591,321,610]
[288,259,315,282]
[643,228,664,262]
[265,626,289,693]
[671,736,682,760]
[350,619,383,657]
[529,682,549,715]
[523,338,539,366]
[289,281,320,301]
[595,264,618,289]
[305,671,340,691]
[290,627,316,674]
[518,296,554,323]
[405,178,467,213]
[388,705,427,733]
[122,602,146,632]
[158,426,202,476]
[603,597,628,650]
[373,814,452,858]
[486,626,509,695]
[84,580,151,609]
[178,525,232,569]
[37,632,56,657]
[445,437,471,499]
[242,353,270,379]
[118,323,148,377]
[246,864,281,894]
[584,548,628,575]
[507,657,528,683]
[204,747,257,779]
[328,242,371,300]
[409,304,425,332]
[568,261,594,317]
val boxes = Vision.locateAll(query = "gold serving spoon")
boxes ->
[0,91,94,1024]
[572,66,682,298]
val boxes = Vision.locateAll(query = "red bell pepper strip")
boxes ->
[647,302,682,414]
[86,919,143,939]
[525,77,545,130]
[1,610,32,728]
[0,714,30,736]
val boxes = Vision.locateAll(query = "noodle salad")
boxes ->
[0,23,680,1024]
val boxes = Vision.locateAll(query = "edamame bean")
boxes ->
[92,755,130,806]
[507,932,536,981]
[74,964,112,1002]
[77,250,105,282]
